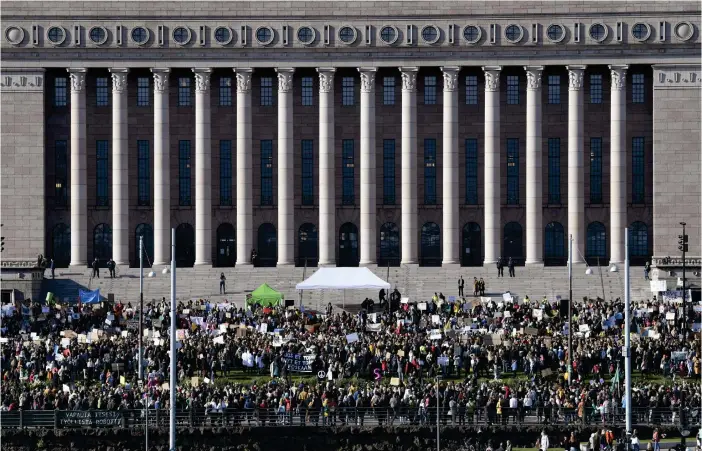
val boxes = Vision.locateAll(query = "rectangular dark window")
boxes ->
[178,140,192,206]
[301,139,314,205]
[137,77,150,106]
[506,138,519,204]
[342,139,355,205]
[632,73,645,104]
[137,140,150,206]
[383,139,396,205]
[219,140,233,206]
[424,76,437,105]
[54,77,67,106]
[590,137,603,204]
[96,140,109,206]
[178,77,191,107]
[96,77,110,107]
[219,77,232,106]
[465,75,478,105]
[301,77,314,106]
[547,75,560,104]
[590,74,602,104]
[548,138,561,204]
[507,75,519,105]
[260,140,273,206]
[54,140,68,206]
[424,138,437,204]
[465,138,478,205]
[383,77,395,105]
[342,77,355,106]
[632,137,645,204]
[260,77,274,106]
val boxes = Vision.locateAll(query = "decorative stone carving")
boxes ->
[400,67,418,92]
[358,68,377,93]
[193,69,212,93]
[609,65,628,91]
[68,69,86,92]
[525,66,543,90]
[236,70,252,93]
[567,66,586,90]
[482,67,501,92]
[0,72,44,92]
[152,69,170,93]
[441,67,460,92]
[317,68,335,93]
[110,69,128,93]
[653,66,702,89]
[276,69,294,93]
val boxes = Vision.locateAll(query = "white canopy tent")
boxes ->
[295,267,391,309]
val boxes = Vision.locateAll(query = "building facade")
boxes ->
[1,1,700,272]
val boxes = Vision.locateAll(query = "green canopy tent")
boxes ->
[247,283,283,307]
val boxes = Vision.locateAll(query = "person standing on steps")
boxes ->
[508,257,515,278]
[473,277,479,296]
[49,258,55,279]
[91,258,100,279]
[496,257,504,277]
[479,277,486,296]
[458,276,465,297]
[219,272,226,294]
[107,258,116,278]
[644,261,651,280]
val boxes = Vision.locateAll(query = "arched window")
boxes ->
[298,223,318,267]
[257,223,277,267]
[216,223,235,267]
[503,222,523,260]
[134,223,154,267]
[379,222,400,267]
[93,223,112,264]
[586,222,607,259]
[338,222,359,267]
[461,222,481,266]
[175,223,195,267]
[544,221,565,265]
[629,222,649,263]
[51,223,70,267]
[420,222,441,266]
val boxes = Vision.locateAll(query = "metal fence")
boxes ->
[1,407,699,430]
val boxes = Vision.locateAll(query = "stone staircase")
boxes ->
[41,263,654,310]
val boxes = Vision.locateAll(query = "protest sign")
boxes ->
[418,302,427,311]
[390,377,400,386]
[281,352,316,372]
[366,323,382,332]
[346,333,359,343]
[437,356,449,366]
[524,327,539,336]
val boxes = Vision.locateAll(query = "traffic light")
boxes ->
[678,234,688,253]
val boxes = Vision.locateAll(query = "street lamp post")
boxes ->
[567,235,573,386]
[138,236,149,451]
[677,222,688,449]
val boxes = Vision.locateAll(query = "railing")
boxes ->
[1,407,699,430]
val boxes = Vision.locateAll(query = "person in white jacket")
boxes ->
[538,430,549,451]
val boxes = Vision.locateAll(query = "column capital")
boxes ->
[234,68,253,93]
[524,66,544,90]
[608,65,629,90]
[399,67,419,92]
[151,68,170,92]
[482,66,502,91]
[109,68,129,93]
[317,67,336,93]
[566,65,587,90]
[441,66,460,92]
[276,68,295,93]
[192,68,212,93]
[358,67,377,93]
[67,68,87,92]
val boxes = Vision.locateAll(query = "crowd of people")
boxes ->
[1,283,701,433]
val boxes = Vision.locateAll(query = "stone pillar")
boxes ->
[609,65,628,265]
[482,66,501,265]
[525,66,544,265]
[359,67,377,266]
[193,68,212,266]
[317,68,336,266]
[235,69,253,266]
[567,65,586,263]
[400,67,419,265]
[68,68,87,267]
[109,68,129,265]
[276,68,295,266]
[151,68,170,265]
[441,66,460,265]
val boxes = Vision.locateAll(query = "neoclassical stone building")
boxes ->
[1,1,700,275]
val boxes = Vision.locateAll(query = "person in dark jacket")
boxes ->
[508,257,516,277]
[496,257,504,277]
[92,258,100,279]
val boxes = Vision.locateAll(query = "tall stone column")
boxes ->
[609,65,628,265]
[567,65,586,263]
[68,68,87,267]
[235,69,253,266]
[525,66,544,265]
[109,68,129,265]
[151,68,171,265]
[441,66,460,265]
[400,67,419,265]
[482,66,501,265]
[317,68,336,266]
[193,68,212,266]
[359,67,377,266]
[276,68,295,266]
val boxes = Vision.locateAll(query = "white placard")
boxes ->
[532,309,543,320]
[418,302,427,311]
[665,312,675,320]
[429,333,442,340]
[502,293,513,303]
[650,280,667,292]
[346,333,359,343]
[579,324,590,333]
[401,297,409,304]
[213,336,224,344]
[431,315,440,325]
